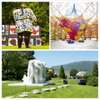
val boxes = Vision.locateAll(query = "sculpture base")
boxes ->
[8,82,48,86]
[19,92,29,97]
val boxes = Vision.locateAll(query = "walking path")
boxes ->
[51,39,98,49]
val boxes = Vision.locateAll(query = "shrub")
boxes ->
[87,76,98,86]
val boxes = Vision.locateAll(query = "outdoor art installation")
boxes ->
[22,59,47,84]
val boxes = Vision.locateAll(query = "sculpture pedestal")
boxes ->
[19,92,29,97]
[8,82,48,86]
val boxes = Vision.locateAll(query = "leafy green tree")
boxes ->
[59,66,66,79]
[87,63,98,86]
[2,51,33,80]
[92,63,98,77]
[48,68,55,78]
[87,76,98,86]
[70,69,78,79]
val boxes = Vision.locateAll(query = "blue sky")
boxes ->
[34,51,98,67]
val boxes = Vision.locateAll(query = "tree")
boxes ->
[87,63,98,86]
[2,51,33,80]
[87,76,98,86]
[70,69,78,79]
[48,68,55,79]
[59,66,66,79]
[92,63,98,77]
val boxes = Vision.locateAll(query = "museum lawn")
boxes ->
[2,78,98,98]
[2,45,49,50]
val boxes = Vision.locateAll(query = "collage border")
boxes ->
[0,0,99,99]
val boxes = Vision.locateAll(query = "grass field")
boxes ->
[2,45,49,50]
[2,78,98,98]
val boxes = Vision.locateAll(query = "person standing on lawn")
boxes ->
[13,3,37,48]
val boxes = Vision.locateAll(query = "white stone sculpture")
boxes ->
[22,59,47,84]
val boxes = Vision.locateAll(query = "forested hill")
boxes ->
[52,61,98,75]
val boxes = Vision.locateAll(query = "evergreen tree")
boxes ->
[59,66,66,79]
[92,63,98,77]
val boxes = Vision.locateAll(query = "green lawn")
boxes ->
[2,45,49,50]
[2,78,98,98]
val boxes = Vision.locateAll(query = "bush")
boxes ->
[87,76,98,86]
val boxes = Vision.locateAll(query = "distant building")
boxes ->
[76,71,87,85]
[76,71,87,78]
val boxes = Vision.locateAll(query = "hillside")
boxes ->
[52,61,97,76]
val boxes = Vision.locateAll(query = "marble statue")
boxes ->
[22,59,47,84]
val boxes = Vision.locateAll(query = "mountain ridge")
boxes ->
[52,61,97,76]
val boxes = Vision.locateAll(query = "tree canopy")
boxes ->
[2,51,33,80]
[87,63,98,86]
[70,69,78,79]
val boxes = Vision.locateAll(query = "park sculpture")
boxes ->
[22,58,47,84]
